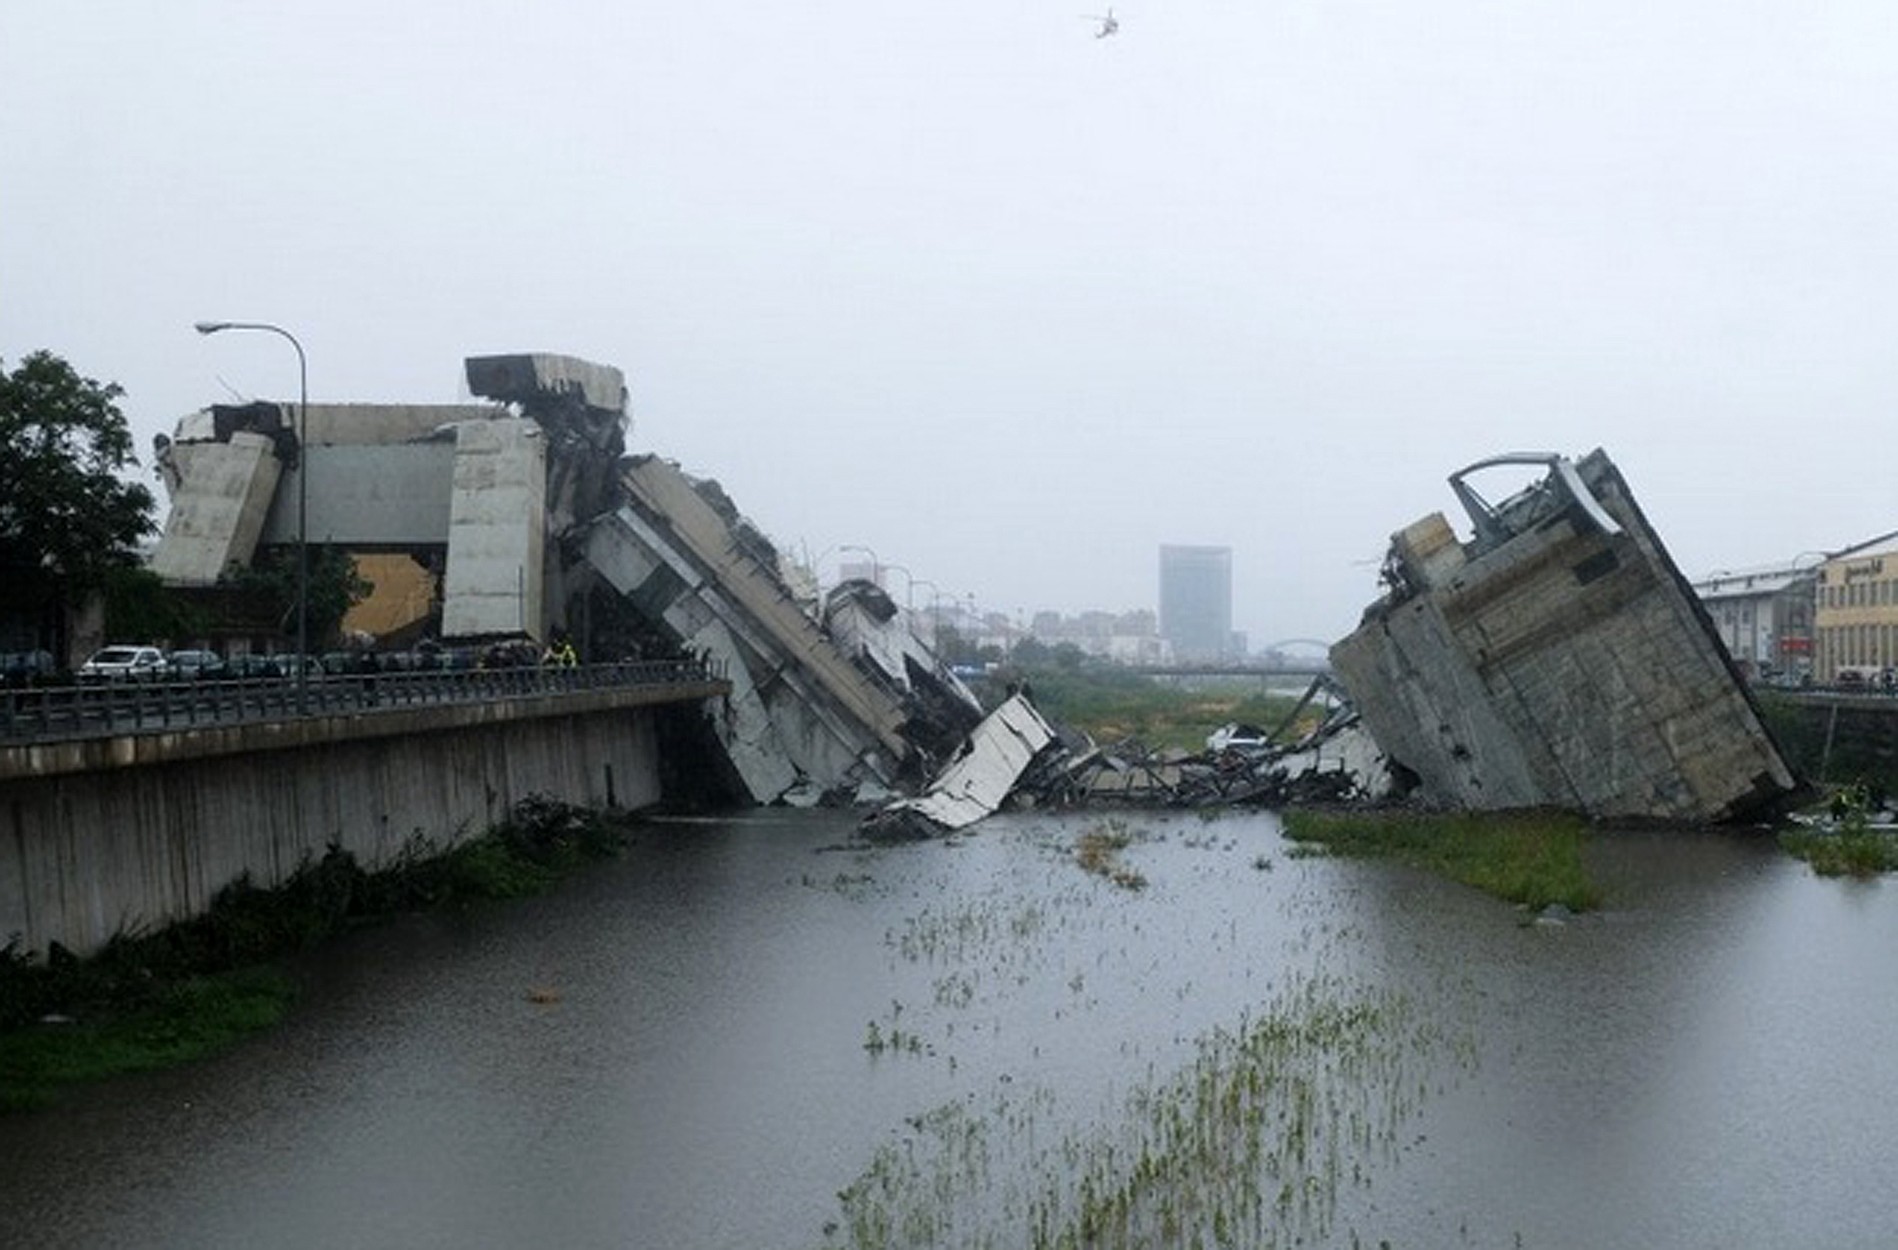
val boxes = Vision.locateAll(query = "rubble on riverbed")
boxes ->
[862,676,1396,839]
[865,448,1803,838]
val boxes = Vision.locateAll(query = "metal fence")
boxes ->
[0,659,726,746]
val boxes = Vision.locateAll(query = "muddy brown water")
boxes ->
[2,808,1893,1248]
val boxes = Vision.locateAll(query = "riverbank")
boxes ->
[5,808,1895,1248]
[0,796,639,1111]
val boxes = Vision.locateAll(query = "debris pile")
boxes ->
[862,676,1396,840]
[865,448,1805,839]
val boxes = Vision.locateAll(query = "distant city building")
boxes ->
[1691,560,1819,682]
[1158,544,1233,663]
[1813,530,1898,684]
[1013,605,1165,664]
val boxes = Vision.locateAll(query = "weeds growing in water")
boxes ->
[1074,820,1147,891]
[1281,808,1600,911]
[863,1001,931,1057]
[819,970,1475,1250]
[0,795,637,1110]
[1780,829,1898,877]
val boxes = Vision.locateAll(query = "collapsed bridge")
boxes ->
[150,352,981,807]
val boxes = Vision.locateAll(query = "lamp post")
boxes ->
[194,320,309,713]
[881,562,920,610]
[907,577,941,647]
[839,544,881,587]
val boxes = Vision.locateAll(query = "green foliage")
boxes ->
[0,969,296,1111]
[990,661,1302,753]
[1281,808,1601,911]
[218,545,372,649]
[1753,691,1898,796]
[1779,785,1898,877]
[0,350,156,618]
[101,564,212,647]
[1779,828,1898,877]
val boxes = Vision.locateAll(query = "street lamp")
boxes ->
[906,577,941,647]
[194,320,309,713]
[839,544,880,587]
[881,562,922,610]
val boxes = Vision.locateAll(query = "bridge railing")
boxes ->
[0,659,727,746]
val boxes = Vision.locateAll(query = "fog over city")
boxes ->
[5,1,1895,646]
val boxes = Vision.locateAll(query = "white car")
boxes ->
[78,645,168,682]
[1206,722,1272,753]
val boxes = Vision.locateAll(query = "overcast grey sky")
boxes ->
[5,2,1895,645]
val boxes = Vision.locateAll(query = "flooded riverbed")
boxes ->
[2,808,1894,1248]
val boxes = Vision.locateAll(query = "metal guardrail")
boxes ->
[0,660,727,746]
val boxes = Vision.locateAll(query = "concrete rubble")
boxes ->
[822,578,985,758]
[861,694,1059,840]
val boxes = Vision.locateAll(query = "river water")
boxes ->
[2,808,1894,1249]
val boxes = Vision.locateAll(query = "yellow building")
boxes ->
[1813,530,1898,685]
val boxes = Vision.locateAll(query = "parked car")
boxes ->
[320,650,381,675]
[78,645,167,682]
[224,654,285,681]
[164,649,228,681]
[1,650,57,688]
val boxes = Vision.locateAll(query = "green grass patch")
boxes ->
[0,967,296,1112]
[982,664,1306,754]
[1280,808,1601,911]
[1779,829,1898,877]
[1779,784,1898,878]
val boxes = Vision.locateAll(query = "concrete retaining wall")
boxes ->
[0,703,665,959]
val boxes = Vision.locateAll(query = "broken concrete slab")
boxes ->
[862,694,1059,839]
[824,578,985,759]
[1330,449,1799,823]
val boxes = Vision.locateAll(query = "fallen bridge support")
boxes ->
[1330,449,1799,823]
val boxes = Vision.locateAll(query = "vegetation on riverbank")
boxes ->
[1280,808,1601,912]
[0,796,636,1111]
[1780,827,1898,877]
[975,660,1309,754]
[1752,691,1898,797]
[1779,785,1898,878]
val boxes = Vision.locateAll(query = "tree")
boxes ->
[102,565,211,645]
[0,351,156,644]
[218,546,371,651]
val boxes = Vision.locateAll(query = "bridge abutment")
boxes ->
[1,691,704,959]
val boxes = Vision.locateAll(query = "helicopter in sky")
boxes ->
[1082,8,1119,38]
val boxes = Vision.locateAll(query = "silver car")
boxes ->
[78,645,168,682]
